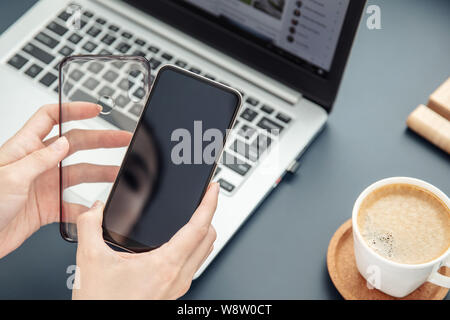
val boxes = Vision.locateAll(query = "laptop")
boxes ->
[0,0,365,277]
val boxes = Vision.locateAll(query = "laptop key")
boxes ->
[39,72,57,87]
[276,112,291,124]
[58,10,71,22]
[175,60,187,68]
[232,139,257,162]
[221,152,251,176]
[82,77,100,90]
[161,53,173,61]
[112,61,125,69]
[58,45,74,56]
[61,81,74,95]
[218,179,235,193]
[108,24,119,32]
[135,38,146,46]
[47,21,68,36]
[115,95,130,108]
[99,86,114,97]
[101,34,116,45]
[118,78,133,91]
[240,108,258,122]
[87,26,101,38]
[68,33,82,44]
[103,70,119,82]
[25,64,43,78]
[95,17,106,25]
[261,104,274,114]
[249,134,272,160]
[238,89,245,97]
[7,54,28,70]
[238,124,256,140]
[116,42,131,53]
[83,10,94,18]
[148,45,159,54]
[78,20,87,30]
[69,69,84,81]
[99,49,112,55]
[246,97,259,106]
[257,117,284,133]
[129,70,140,78]
[35,32,58,49]
[129,104,142,117]
[82,41,97,52]
[133,87,146,99]
[149,58,161,69]
[133,50,146,57]
[189,67,201,74]
[23,43,54,64]
[204,74,216,81]
[87,61,104,73]
[121,31,133,39]
[213,167,221,177]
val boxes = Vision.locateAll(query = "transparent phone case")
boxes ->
[59,55,151,241]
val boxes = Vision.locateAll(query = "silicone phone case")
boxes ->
[59,55,151,241]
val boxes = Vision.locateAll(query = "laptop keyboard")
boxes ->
[5,3,294,195]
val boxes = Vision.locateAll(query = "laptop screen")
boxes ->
[122,0,365,111]
[180,0,350,77]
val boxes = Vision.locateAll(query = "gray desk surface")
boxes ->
[0,0,449,300]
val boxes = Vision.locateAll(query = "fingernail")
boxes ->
[50,136,68,152]
[91,200,104,209]
[212,182,220,193]
[97,104,103,112]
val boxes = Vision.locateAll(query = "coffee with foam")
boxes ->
[357,183,450,264]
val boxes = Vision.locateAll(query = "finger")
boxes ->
[44,129,132,156]
[0,103,101,166]
[76,201,106,249]
[6,136,69,184]
[170,245,214,299]
[182,226,216,277]
[60,202,90,224]
[189,182,220,227]
[22,102,102,140]
[161,183,219,263]
[62,163,120,188]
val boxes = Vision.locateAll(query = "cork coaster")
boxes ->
[327,219,449,300]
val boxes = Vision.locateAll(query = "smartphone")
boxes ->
[101,65,241,252]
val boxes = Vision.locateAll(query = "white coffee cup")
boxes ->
[352,177,450,298]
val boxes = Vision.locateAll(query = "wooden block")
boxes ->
[428,77,450,120]
[406,105,450,154]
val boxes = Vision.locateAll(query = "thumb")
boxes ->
[190,182,220,227]
[76,201,106,249]
[10,136,69,183]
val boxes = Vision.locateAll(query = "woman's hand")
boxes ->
[72,182,219,300]
[0,103,131,258]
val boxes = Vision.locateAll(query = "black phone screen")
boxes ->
[102,66,241,251]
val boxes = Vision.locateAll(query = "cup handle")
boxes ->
[428,256,450,288]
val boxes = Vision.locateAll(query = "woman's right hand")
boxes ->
[72,182,220,300]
